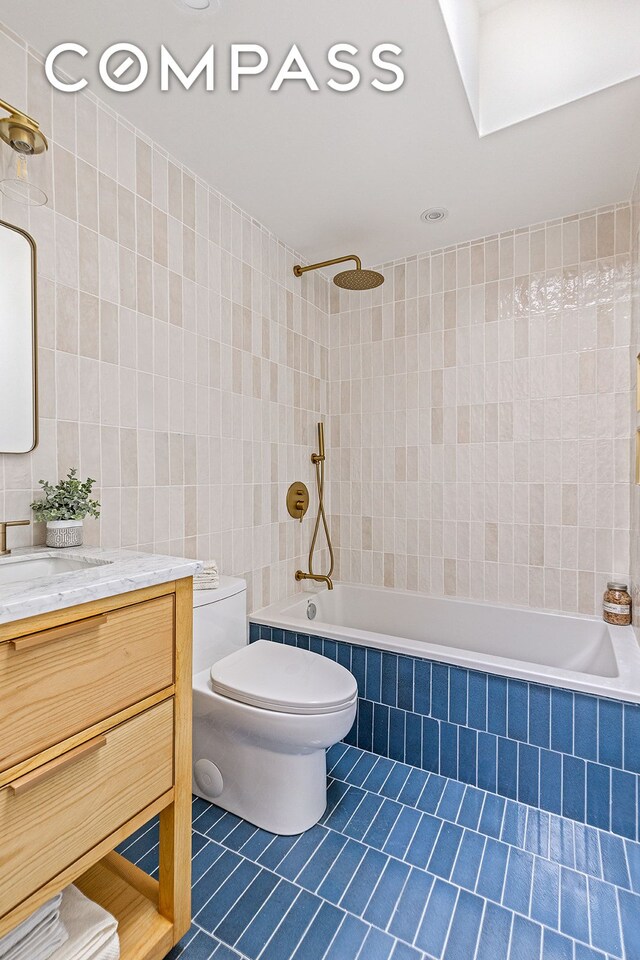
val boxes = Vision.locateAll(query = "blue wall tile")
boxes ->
[574,695,598,762]
[551,690,573,755]
[518,745,540,808]
[599,699,623,768]
[624,704,640,774]
[449,668,468,726]
[249,622,640,841]
[440,723,458,780]
[365,649,382,701]
[497,738,518,800]
[382,653,398,708]
[422,718,440,773]
[562,756,585,823]
[507,680,528,742]
[350,646,366,692]
[528,684,550,750]
[357,699,373,753]
[458,726,477,786]
[477,733,497,794]
[539,750,562,816]
[413,659,431,715]
[389,708,406,762]
[487,676,507,737]
[397,657,414,712]
[468,671,487,731]
[611,769,637,841]
[404,712,422,768]
[586,764,611,832]
[431,663,449,721]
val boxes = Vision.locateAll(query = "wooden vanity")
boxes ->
[0,575,193,960]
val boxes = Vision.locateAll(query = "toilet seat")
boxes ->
[210,640,358,716]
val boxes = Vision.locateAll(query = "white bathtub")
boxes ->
[251,583,640,703]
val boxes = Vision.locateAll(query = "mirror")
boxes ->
[0,219,37,453]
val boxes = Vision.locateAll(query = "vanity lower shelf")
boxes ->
[76,855,174,960]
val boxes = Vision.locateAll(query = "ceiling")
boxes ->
[1,0,640,265]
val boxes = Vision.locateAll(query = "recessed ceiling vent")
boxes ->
[421,207,448,223]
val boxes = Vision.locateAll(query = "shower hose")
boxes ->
[308,453,335,581]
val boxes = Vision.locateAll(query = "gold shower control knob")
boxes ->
[286,482,310,522]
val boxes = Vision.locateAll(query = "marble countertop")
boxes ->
[0,546,202,625]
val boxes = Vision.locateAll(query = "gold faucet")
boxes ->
[0,520,30,557]
[295,571,334,591]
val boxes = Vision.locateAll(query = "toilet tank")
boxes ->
[192,576,247,675]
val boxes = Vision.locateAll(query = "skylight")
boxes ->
[438,0,640,136]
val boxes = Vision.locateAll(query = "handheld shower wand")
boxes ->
[312,422,325,463]
[296,422,335,590]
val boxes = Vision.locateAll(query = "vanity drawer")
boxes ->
[0,698,173,917]
[0,595,175,771]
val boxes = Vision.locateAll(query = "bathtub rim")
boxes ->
[250,582,640,705]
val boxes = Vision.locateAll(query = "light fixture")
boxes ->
[420,207,448,223]
[0,97,49,206]
[175,0,211,9]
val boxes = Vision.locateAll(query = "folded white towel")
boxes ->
[0,893,65,960]
[48,886,118,960]
[194,560,220,590]
[88,931,119,960]
[7,914,68,960]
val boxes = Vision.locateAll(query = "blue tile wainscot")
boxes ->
[249,623,640,842]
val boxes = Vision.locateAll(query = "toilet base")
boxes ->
[192,672,356,836]
[193,724,327,835]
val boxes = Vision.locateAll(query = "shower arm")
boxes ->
[293,255,361,278]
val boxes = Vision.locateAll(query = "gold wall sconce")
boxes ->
[0,98,49,206]
[286,482,310,522]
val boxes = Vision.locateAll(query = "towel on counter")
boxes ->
[48,885,118,960]
[194,559,220,590]
[0,893,67,960]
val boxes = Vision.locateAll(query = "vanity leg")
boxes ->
[158,577,193,943]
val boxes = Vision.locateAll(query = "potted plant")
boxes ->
[31,469,101,548]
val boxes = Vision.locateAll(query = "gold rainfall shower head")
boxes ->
[293,254,384,291]
[0,97,48,156]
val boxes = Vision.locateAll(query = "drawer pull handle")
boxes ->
[8,736,107,796]
[10,614,109,652]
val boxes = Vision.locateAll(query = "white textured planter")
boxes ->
[46,520,83,548]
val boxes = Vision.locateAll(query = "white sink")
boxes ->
[0,555,106,588]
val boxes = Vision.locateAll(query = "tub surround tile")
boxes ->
[121,743,640,960]
[251,623,640,841]
[329,205,633,618]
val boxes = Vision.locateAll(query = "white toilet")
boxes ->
[192,577,358,835]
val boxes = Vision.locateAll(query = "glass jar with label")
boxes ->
[603,582,632,626]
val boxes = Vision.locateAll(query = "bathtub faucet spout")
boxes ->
[295,571,334,590]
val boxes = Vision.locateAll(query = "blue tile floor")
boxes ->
[119,744,640,960]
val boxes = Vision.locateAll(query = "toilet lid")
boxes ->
[210,640,358,715]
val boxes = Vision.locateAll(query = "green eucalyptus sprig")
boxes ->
[30,468,101,523]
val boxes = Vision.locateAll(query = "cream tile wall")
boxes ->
[630,168,640,628]
[328,206,633,615]
[1,19,636,619]
[0,22,330,611]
